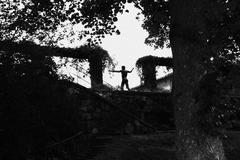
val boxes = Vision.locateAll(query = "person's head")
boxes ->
[121,66,125,70]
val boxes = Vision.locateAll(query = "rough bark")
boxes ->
[169,0,226,160]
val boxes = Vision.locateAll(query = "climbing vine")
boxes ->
[0,40,115,80]
[135,55,172,78]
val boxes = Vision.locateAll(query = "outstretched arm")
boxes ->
[128,68,134,73]
[109,70,121,73]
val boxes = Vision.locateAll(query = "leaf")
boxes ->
[113,17,118,22]
[116,30,120,35]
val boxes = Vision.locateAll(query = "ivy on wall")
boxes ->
[0,40,116,80]
[135,55,172,80]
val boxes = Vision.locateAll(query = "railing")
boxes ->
[64,65,117,90]
[38,67,160,160]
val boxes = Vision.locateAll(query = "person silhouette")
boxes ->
[110,66,134,91]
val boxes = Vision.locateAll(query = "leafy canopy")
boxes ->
[2,0,240,59]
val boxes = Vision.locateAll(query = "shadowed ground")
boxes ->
[93,131,240,160]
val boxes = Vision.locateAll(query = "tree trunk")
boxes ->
[169,0,226,160]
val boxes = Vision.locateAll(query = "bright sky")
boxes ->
[59,4,172,88]
[101,4,172,88]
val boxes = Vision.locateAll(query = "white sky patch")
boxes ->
[56,3,172,88]
[101,4,172,88]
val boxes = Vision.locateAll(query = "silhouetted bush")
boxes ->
[0,51,85,159]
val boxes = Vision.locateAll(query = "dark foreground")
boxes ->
[94,131,240,160]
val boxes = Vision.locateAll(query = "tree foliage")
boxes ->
[2,0,240,159]
[0,0,126,45]
[140,0,170,48]
[2,0,240,61]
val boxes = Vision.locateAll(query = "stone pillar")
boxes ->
[142,64,156,90]
[89,56,103,88]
